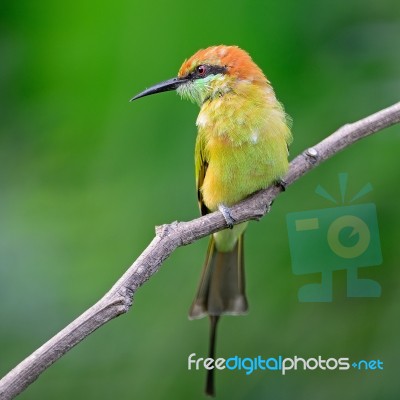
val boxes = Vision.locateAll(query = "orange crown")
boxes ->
[178,45,268,85]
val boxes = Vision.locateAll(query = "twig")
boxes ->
[1,102,399,400]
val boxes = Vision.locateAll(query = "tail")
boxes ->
[189,234,248,396]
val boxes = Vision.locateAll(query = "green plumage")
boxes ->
[131,45,292,397]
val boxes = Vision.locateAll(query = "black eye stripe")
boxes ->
[187,64,227,80]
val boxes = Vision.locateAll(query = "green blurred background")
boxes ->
[1,0,399,399]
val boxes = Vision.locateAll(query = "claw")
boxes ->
[275,178,287,192]
[218,204,235,229]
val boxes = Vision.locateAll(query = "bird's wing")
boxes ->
[195,133,210,216]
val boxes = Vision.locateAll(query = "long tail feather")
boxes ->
[189,234,247,319]
[189,234,247,396]
[205,315,220,396]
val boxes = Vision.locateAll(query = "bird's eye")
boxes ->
[196,65,206,77]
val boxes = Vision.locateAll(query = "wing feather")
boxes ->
[195,133,210,216]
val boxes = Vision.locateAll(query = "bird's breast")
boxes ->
[196,93,291,211]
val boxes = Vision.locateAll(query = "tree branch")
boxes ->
[1,101,399,399]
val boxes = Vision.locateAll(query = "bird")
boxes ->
[131,45,292,396]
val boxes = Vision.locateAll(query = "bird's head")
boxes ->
[131,45,269,106]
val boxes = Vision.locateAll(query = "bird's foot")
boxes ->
[218,204,235,229]
[275,178,287,192]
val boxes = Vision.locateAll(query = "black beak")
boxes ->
[130,77,188,102]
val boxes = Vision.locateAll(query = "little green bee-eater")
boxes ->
[131,45,292,396]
